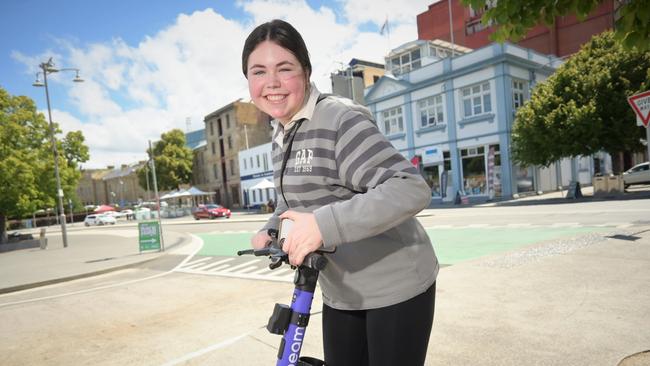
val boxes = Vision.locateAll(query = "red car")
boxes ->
[193,204,231,220]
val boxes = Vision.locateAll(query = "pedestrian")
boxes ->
[243,19,439,366]
[267,198,276,212]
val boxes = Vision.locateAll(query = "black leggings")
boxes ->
[322,282,436,366]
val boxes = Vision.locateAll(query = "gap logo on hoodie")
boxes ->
[294,148,313,173]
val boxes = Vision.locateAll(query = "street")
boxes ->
[0,197,649,365]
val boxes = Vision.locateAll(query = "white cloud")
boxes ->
[16,0,422,169]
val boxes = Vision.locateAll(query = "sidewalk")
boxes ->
[0,228,190,294]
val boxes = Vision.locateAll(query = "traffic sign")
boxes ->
[138,221,161,252]
[627,90,650,128]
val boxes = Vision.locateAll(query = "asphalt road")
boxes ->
[1,197,649,365]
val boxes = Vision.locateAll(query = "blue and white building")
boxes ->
[238,142,276,207]
[364,40,594,201]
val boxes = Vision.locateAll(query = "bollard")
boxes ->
[39,228,48,249]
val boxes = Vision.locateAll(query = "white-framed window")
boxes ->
[263,154,269,171]
[390,48,422,75]
[512,79,527,110]
[461,82,492,118]
[382,106,404,135]
[256,155,260,168]
[418,95,445,128]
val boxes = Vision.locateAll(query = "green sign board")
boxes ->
[138,221,161,251]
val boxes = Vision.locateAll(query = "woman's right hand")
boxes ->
[251,231,272,250]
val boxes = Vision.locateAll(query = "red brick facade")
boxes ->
[416,0,616,57]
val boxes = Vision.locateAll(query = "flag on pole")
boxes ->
[380,18,389,36]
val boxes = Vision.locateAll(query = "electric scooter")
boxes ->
[237,220,329,366]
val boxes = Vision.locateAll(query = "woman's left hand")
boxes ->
[279,210,323,266]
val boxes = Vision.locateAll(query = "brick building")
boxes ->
[203,100,272,208]
[416,0,617,58]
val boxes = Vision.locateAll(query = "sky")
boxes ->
[1,0,434,169]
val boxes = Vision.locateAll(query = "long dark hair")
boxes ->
[241,19,312,79]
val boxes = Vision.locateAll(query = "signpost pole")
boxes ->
[627,91,650,163]
[149,140,165,252]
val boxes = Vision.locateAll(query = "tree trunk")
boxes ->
[0,214,7,244]
[611,152,625,174]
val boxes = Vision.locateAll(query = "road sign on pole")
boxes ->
[138,221,161,252]
[627,90,650,128]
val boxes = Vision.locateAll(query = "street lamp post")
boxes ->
[33,57,84,248]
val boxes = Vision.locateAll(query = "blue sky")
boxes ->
[1,0,432,168]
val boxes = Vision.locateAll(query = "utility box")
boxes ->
[592,176,608,196]
[607,175,624,193]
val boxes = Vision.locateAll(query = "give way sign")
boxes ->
[627,90,650,128]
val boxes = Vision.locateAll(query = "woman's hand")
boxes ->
[279,211,323,266]
[251,230,272,250]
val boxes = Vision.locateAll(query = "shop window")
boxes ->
[516,166,535,193]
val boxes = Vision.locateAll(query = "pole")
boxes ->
[69,199,73,224]
[145,164,151,201]
[643,124,650,161]
[348,64,355,102]
[448,0,455,57]
[149,140,165,251]
[42,63,68,248]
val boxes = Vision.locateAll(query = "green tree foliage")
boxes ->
[462,0,650,51]
[137,129,193,191]
[511,31,650,168]
[0,86,89,242]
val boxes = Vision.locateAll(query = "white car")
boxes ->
[623,162,650,188]
[84,214,117,226]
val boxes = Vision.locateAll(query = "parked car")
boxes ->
[623,162,650,188]
[193,204,231,220]
[84,214,117,226]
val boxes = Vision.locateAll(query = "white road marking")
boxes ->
[220,259,262,273]
[191,258,236,271]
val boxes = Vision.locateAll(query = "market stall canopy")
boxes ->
[160,190,191,200]
[250,179,275,190]
[94,205,116,213]
[186,186,214,196]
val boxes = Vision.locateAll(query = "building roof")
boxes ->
[349,58,384,69]
[204,99,243,121]
[102,162,145,181]
[185,129,206,150]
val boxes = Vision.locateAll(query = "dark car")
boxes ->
[193,204,231,220]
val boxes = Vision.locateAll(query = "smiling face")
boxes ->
[246,41,308,125]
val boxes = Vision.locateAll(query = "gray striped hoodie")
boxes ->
[262,84,439,310]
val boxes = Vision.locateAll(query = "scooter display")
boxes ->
[237,220,329,366]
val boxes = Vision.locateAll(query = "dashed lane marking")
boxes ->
[174,256,294,283]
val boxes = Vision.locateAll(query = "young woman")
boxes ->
[243,19,439,366]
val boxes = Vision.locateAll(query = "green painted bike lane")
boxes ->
[196,227,610,265]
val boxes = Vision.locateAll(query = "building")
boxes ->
[238,142,275,208]
[363,41,598,202]
[76,163,147,206]
[101,163,148,206]
[185,129,209,192]
[203,100,272,208]
[76,169,110,206]
[416,0,617,58]
[331,58,385,104]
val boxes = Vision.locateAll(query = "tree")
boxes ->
[138,129,193,191]
[0,86,89,243]
[462,0,650,51]
[511,31,650,170]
